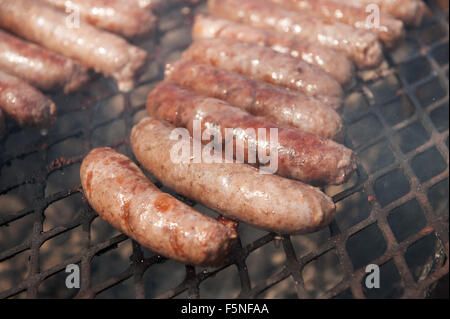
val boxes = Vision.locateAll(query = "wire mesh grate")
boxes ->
[0,0,448,299]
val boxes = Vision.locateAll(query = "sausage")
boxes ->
[42,0,157,38]
[208,0,384,69]
[265,0,405,48]
[0,0,148,92]
[146,82,356,185]
[0,30,90,94]
[182,38,344,110]
[331,0,427,26]
[0,70,57,128]
[192,15,355,86]
[165,60,344,140]
[80,147,238,267]
[131,117,336,234]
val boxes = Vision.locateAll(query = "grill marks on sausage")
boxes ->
[154,194,173,213]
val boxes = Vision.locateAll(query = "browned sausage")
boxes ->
[146,82,356,185]
[0,0,148,92]
[80,147,238,266]
[192,15,355,86]
[0,30,90,94]
[131,117,336,234]
[265,0,405,48]
[165,60,344,140]
[182,38,344,110]
[208,0,384,69]
[332,0,427,26]
[0,70,57,128]
[42,0,157,38]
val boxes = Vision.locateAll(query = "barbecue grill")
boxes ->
[0,0,448,299]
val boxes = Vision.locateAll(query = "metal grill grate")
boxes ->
[0,0,448,299]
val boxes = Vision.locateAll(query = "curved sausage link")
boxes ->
[192,15,355,86]
[146,82,357,185]
[131,117,336,234]
[165,60,344,140]
[80,147,238,267]
[0,30,90,94]
[182,38,344,110]
[0,70,57,128]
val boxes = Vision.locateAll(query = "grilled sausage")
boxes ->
[80,147,238,266]
[265,0,405,48]
[147,82,356,185]
[131,117,336,234]
[208,0,384,69]
[183,39,344,110]
[165,60,344,140]
[331,0,427,26]
[42,0,157,38]
[192,15,355,86]
[0,70,57,127]
[0,30,90,94]
[0,0,148,92]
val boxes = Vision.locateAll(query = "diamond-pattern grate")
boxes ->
[0,0,448,299]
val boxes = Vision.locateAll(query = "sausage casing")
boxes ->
[146,82,356,185]
[80,147,238,266]
[208,0,384,68]
[265,0,405,48]
[165,60,344,140]
[332,0,427,26]
[131,117,336,234]
[192,15,355,86]
[0,30,90,94]
[0,70,57,128]
[0,0,148,92]
[182,38,344,110]
[42,0,157,38]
